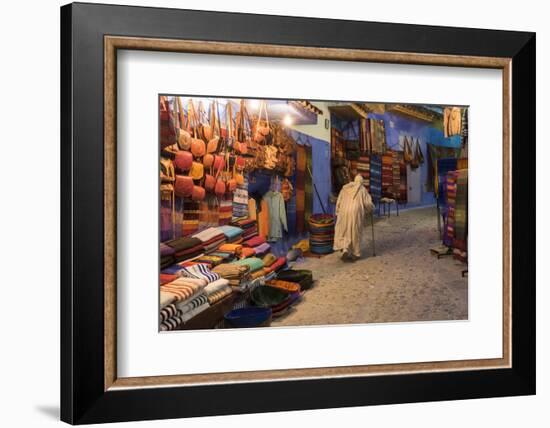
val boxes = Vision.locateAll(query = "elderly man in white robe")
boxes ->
[333,174,374,260]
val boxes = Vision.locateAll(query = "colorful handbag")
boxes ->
[198,101,213,142]
[203,153,214,168]
[253,100,270,143]
[189,161,204,180]
[191,185,206,201]
[173,150,193,171]
[174,174,194,198]
[204,173,216,192]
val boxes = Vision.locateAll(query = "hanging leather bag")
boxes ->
[173,150,193,171]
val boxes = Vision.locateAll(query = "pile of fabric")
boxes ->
[232,177,249,220]
[218,225,244,243]
[263,255,287,274]
[159,277,207,330]
[308,213,335,255]
[381,152,394,198]
[191,227,226,253]
[369,154,382,202]
[212,263,251,290]
[204,278,233,305]
[234,218,258,240]
[164,237,204,263]
[356,155,370,190]
[160,243,175,269]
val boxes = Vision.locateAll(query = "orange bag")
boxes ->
[203,153,214,168]
[174,150,193,171]
[174,175,194,198]
[191,185,206,201]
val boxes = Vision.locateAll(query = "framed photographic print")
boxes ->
[60,2,536,424]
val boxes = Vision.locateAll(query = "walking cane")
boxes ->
[370,211,376,257]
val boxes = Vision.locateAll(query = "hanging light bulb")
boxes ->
[283,114,293,127]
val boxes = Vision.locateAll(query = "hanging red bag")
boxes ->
[173,150,193,171]
[174,175,194,198]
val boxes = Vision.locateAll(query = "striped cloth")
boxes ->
[180,263,220,283]
[160,277,206,303]
[356,155,370,191]
[369,154,382,201]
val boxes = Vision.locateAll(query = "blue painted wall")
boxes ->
[335,111,462,208]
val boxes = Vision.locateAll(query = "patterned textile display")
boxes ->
[359,118,371,153]
[160,303,178,323]
[182,200,200,236]
[381,152,394,198]
[356,155,370,191]
[179,263,221,283]
[392,151,401,200]
[231,257,264,273]
[304,145,313,228]
[308,213,335,254]
[399,158,407,203]
[295,144,307,233]
[437,158,458,204]
[218,192,233,225]
[427,144,460,195]
[453,169,468,259]
[232,177,249,220]
[443,170,458,247]
[160,277,206,304]
[369,118,387,154]
[263,256,287,274]
[369,154,382,202]
[206,286,233,305]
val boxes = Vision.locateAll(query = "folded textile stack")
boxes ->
[262,253,277,267]
[308,213,335,255]
[204,278,233,305]
[193,254,225,267]
[175,293,210,324]
[192,227,226,253]
[160,264,184,275]
[263,256,287,274]
[253,242,271,257]
[182,200,200,236]
[217,243,242,255]
[218,193,233,225]
[165,237,204,263]
[232,218,258,240]
[232,179,249,220]
[231,257,264,273]
[242,235,265,247]
[212,263,251,289]
[160,243,175,269]
[159,277,206,308]
[179,263,221,284]
[218,225,243,243]
[209,251,237,263]
[159,303,182,331]
[239,247,256,259]
[276,269,314,290]
[160,273,177,286]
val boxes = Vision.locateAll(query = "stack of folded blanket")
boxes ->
[234,218,258,241]
[262,253,277,267]
[243,235,265,247]
[263,256,287,274]
[218,225,244,243]
[179,263,221,284]
[160,263,184,275]
[217,243,242,256]
[253,242,271,257]
[175,293,209,325]
[165,237,204,263]
[231,257,264,273]
[193,254,225,267]
[160,273,177,286]
[212,263,251,289]
[159,303,182,331]
[160,243,176,269]
[192,227,226,254]
[160,277,206,308]
[204,278,233,305]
